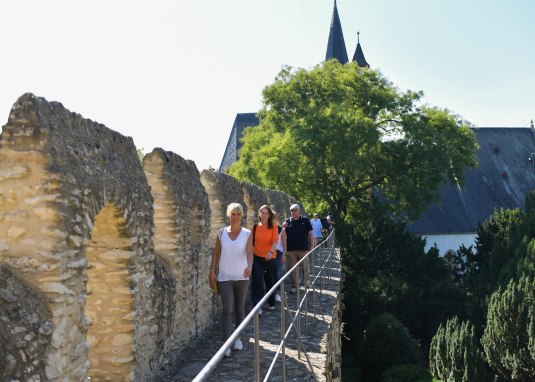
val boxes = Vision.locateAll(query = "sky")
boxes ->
[1,0,535,172]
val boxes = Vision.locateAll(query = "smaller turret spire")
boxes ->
[352,31,370,68]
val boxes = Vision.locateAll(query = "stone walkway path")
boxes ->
[155,248,341,382]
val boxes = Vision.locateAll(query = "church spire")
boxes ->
[352,31,370,68]
[325,0,349,64]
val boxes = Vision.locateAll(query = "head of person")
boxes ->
[258,204,275,228]
[313,213,319,220]
[226,203,244,224]
[290,203,301,219]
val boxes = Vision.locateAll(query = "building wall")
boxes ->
[422,233,478,254]
[0,93,305,381]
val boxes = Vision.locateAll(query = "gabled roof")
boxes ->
[219,113,259,172]
[352,32,370,67]
[325,0,349,64]
[408,128,535,234]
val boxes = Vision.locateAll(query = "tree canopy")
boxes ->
[227,60,478,220]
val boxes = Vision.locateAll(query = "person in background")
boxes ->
[326,211,334,232]
[250,204,279,315]
[209,203,253,357]
[273,212,287,303]
[311,213,323,247]
[284,204,313,294]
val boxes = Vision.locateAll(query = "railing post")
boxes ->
[281,283,286,382]
[255,312,260,382]
[296,285,301,359]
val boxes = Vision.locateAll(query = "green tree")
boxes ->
[481,276,535,381]
[429,317,487,382]
[228,60,478,221]
[342,214,467,356]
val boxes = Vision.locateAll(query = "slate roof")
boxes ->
[408,127,535,234]
[219,113,259,172]
[325,0,349,64]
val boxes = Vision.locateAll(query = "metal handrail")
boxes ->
[192,229,339,382]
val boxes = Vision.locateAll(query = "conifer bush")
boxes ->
[481,276,535,380]
[429,316,486,382]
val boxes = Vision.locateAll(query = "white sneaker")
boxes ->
[225,347,232,357]
[275,294,281,302]
[233,338,243,351]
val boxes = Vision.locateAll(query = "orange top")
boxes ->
[252,223,279,259]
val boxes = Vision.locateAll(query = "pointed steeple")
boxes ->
[325,0,349,64]
[352,31,370,68]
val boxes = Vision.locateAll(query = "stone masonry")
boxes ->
[0,93,340,381]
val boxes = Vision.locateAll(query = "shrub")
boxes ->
[429,316,486,382]
[381,363,432,382]
[361,313,421,381]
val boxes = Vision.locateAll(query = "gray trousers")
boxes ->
[218,280,249,341]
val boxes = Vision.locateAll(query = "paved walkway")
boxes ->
[155,247,341,382]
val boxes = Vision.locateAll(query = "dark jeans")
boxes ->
[251,255,277,307]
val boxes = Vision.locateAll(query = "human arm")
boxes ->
[266,226,279,260]
[243,232,253,277]
[308,229,314,251]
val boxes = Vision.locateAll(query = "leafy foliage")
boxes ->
[481,276,535,381]
[429,317,487,382]
[227,60,478,221]
[342,215,467,356]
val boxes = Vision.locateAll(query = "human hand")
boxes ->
[243,266,252,278]
[209,271,217,290]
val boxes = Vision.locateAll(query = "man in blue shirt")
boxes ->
[311,213,323,247]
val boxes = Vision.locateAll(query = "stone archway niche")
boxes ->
[85,203,134,382]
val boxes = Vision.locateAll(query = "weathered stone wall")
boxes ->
[0,93,158,381]
[200,169,247,247]
[142,148,212,364]
[241,182,267,228]
[0,93,302,381]
[265,188,295,222]
[325,290,343,382]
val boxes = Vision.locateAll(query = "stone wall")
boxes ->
[0,93,302,381]
[324,291,344,382]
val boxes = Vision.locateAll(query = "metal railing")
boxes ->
[193,229,340,382]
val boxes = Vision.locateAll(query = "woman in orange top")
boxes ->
[250,204,279,314]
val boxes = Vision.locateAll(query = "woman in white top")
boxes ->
[209,203,253,357]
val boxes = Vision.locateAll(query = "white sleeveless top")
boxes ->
[217,227,251,282]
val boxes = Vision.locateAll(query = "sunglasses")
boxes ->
[290,209,298,212]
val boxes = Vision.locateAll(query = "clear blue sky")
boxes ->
[1,0,534,171]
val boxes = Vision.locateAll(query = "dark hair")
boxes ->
[258,204,275,228]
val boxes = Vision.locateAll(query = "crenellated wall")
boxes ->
[0,93,305,381]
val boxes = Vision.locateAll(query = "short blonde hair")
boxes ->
[226,202,244,217]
